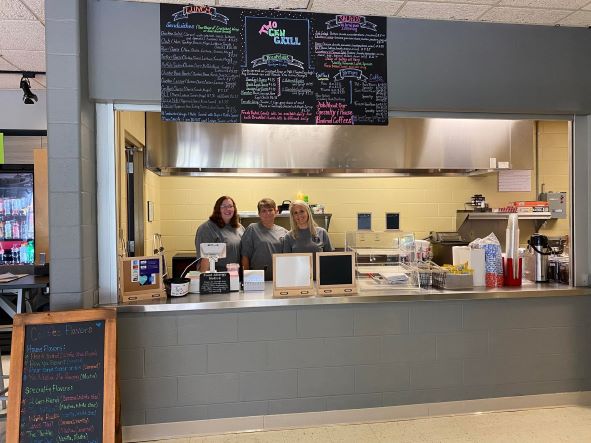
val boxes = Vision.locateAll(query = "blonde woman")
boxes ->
[282,200,333,253]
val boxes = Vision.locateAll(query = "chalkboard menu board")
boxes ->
[7,309,117,443]
[161,5,387,125]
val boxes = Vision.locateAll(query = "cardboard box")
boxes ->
[119,255,165,302]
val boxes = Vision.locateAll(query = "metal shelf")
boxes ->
[463,212,552,220]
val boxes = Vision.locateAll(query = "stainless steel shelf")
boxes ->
[463,212,552,220]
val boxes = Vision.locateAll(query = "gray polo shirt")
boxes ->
[241,222,288,281]
[282,227,333,254]
[195,220,244,271]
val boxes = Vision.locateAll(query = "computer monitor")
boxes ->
[200,243,227,258]
[316,252,357,296]
[200,242,227,272]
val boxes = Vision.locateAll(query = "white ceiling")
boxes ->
[0,0,590,91]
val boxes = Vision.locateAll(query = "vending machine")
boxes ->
[0,165,35,264]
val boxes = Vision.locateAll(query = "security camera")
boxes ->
[20,76,38,104]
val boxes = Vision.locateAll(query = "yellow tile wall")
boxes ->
[138,120,570,274]
[537,121,570,239]
[116,111,146,256]
[143,170,161,256]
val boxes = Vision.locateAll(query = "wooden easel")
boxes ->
[7,309,119,442]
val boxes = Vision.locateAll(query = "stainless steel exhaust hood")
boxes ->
[145,114,533,176]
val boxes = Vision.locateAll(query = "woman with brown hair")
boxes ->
[195,196,244,271]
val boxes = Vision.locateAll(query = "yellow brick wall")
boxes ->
[116,111,146,256]
[143,170,161,256]
[537,121,570,238]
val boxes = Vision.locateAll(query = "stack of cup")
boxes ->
[483,243,504,287]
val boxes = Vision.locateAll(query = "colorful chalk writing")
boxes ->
[161,5,242,122]
[314,13,388,125]
[18,321,105,443]
[160,5,387,125]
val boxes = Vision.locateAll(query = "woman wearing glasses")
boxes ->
[282,200,333,254]
[195,196,244,271]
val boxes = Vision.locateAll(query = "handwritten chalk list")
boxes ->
[314,13,388,125]
[161,5,241,123]
[160,5,387,125]
[7,310,117,443]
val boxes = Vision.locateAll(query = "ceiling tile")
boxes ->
[21,0,45,23]
[417,0,498,4]
[0,55,18,70]
[499,0,590,10]
[219,0,309,8]
[31,74,45,88]
[0,49,45,71]
[398,2,491,21]
[128,0,189,3]
[583,1,591,10]
[558,10,591,26]
[0,0,36,20]
[311,0,404,16]
[480,7,571,25]
[0,72,23,90]
[0,20,45,51]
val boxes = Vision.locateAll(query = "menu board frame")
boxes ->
[7,309,117,443]
[160,4,388,125]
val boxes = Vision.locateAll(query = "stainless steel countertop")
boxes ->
[101,282,591,313]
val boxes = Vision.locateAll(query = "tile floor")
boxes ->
[143,406,591,443]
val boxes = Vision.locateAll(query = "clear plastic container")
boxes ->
[226,263,240,291]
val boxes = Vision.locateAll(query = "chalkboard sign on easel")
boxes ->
[7,309,117,443]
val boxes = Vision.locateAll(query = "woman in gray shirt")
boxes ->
[241,198,287,281]
[195,196,244,272]
[282,200,333,254]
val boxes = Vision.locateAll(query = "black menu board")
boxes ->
[314,13,388,125]
[240,11,315,124]
[161,5,241,123]
[7,310,117,443]
[161,5,387,125]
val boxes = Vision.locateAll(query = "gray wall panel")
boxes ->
[88,0,591,113]
[118,291,591,427]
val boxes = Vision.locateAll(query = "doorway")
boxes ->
[124,139,145,257]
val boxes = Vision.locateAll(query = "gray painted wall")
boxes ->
[118,297,591,425]
[87,0,591,114]
[0,90,47,131]
[46,0,98,310]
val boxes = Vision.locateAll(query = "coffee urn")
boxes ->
[524,234,551,282]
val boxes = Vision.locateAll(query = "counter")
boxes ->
[104,282,590,312]
[112,283,591,429]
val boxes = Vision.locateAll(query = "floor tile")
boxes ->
[139,406,591,443]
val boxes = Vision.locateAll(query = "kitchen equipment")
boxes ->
[524,233,551,282]
[465,194,490,212]
[429,232,469,265]
[278,200,291,214]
